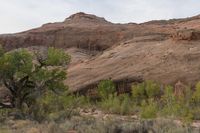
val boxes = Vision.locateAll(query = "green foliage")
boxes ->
[160,86,192,122]
[120,94,131,115]
[99,94,132,115]
[97,79,116,99]
[1,49,200,125]
[191,82,200,105]
[97,80,200,121]
[131,80,161,104]
[145,80,160,98]
[0,47,70,111]
[160,86,178,117]
[99,94,121,114]
[29,91,89,121]
[161,86,175,109]
[31,68,67,93]
[0,49,33,79]
[132,82,146,103]
[0,108,13,122]
[190,107,200,120]
[140,99,158,119]
[44,47,71,66]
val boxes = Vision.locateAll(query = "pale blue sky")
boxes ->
[0,0,200,33]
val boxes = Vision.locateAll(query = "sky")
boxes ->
[0,0,200,33]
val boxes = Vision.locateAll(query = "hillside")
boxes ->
[1,12,200,92]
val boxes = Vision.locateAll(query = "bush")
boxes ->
[132,82,146,104]
[131,81,161,104]
[145,80,161,98]
[190,107,200,120]
[99,94,132,115]
[120,94,132,115]
[160,86,175,116]
[97,80,116,99]
[160,86,192,122]
[0,108,13,122]
[99,94,121,114]
[191,82,200,105]
[140,99,158,119]
[28,91,89,122]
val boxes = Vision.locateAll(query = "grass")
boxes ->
[2,80,200,132]
[0,116,199,133]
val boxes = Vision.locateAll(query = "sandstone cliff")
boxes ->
[1,12,200,92]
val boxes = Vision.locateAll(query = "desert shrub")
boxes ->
[145,80,161,98]
[159,86,192,122]
[184,86,193,105]
[191,82,200,106]
[97,79,116,99]
[120,94,132,115]
[29,91,89,122]
[99,94,121,114]
[160,86,176,115]
[132,82,146,104]
[0,108,13,122]
[190,107,200,120]
[132,80,161,104]
[99,94,132,115]
[140,99,158,119]
[160,85,181,117]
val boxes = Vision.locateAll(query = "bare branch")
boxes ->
[3,79,17,96]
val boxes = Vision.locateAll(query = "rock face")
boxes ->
[0,12,132,51]
[1,12,200,92]
[172,29,200,41]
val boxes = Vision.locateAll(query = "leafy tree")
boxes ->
[97,79,115,99]
[0,47,70,110]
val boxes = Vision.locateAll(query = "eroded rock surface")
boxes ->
[1,13,200,92]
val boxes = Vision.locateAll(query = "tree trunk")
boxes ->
[14,97,23,110]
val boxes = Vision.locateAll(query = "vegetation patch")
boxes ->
[1,46,200,132]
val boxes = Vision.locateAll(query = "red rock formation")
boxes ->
[1,13,200,92]
[172,29,200,41]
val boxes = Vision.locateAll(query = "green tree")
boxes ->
[97,79,115,99]
[0,47,70,110]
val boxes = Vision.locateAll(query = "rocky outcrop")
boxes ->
[1,13,200,92]
[0,12,171,52]
[172,29,200,41]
